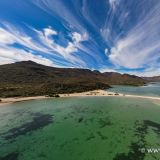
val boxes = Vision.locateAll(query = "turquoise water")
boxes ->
[0,97,160,160]
[108,82,160,97]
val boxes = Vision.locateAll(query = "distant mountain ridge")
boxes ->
[0,61,145,97]
[103,72,144,85]
[142,76,160,82]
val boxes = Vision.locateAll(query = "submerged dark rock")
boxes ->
[97,131,108,140]
[113,143,145,160]
[86,133,95,141]
[98,117,112,128]
[113,121,147,160]
[113,120,160,160]
[78,117,83,123]
[144,120,160,134]
[0,153,19,160]
[1,113,53,140]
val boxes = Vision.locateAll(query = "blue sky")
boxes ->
[0,0,160,76]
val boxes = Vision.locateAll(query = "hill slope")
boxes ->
[0,61,145,97]
[142,76,160,82]
[103,72,145,85]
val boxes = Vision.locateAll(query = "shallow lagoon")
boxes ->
[108,82,160,97]
[0,97,160,160]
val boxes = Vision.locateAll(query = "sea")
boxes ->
[0,95,160,160]
[108,82,160,97]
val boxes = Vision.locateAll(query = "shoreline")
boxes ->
[0,90,160,105]
[0,96,48,106]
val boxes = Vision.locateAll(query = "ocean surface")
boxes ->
[108,82,160,97]
[0,97,160,160]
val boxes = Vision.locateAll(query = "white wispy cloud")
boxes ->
[1,23,50,53]
[81,0,98,30]
[0,24,55,66]
[35,26,88,65]
[43,26,57,36]
[100,0,122,46]
[121,67,160,77]
[104,48,108,56]
[72,32,88,43]
[33,0,85,32]
[0,0,159,76]
[108,1,160,73]
[0,23,88,67]
[0,28,15,45]
[32,0,111,67]
[100,67,118,73]
[0,46,54,66]
[109,0,120,11]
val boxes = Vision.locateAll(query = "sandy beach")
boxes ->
[0,90,160,105]
[60,90,160,103]
[59,90,123,97]
[0,96,47,105]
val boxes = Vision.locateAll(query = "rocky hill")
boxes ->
[0,61,145,97]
